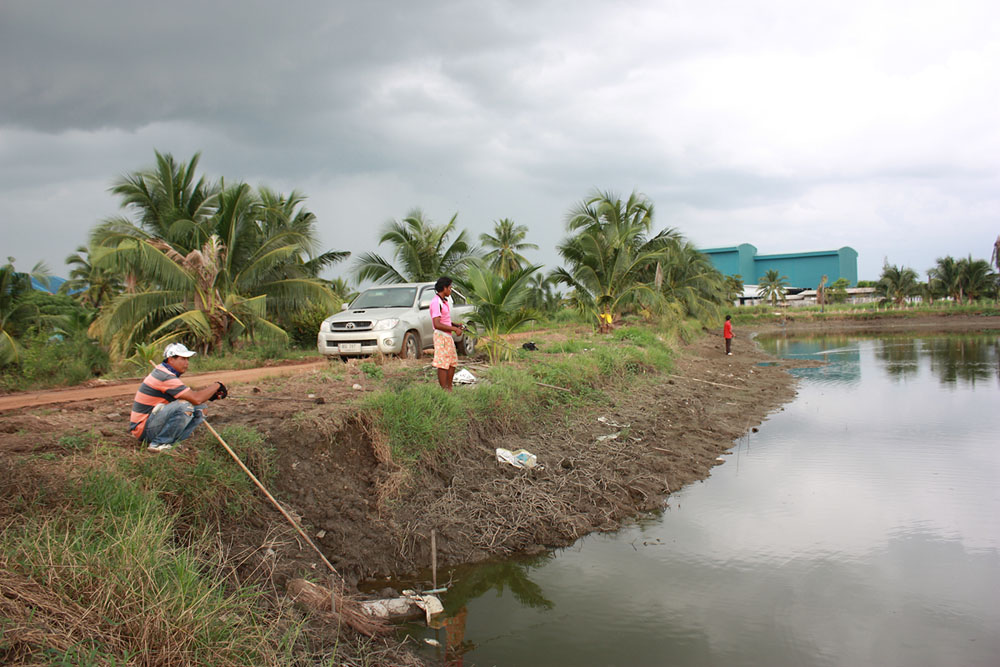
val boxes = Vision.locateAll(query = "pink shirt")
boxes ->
[430,294,451,327]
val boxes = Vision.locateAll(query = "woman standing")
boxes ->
[430,277,465,390]
[723,314,734,355]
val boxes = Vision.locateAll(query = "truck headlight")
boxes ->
[372,318,400,331]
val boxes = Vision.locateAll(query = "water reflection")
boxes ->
[759,333,1000,388]
[924,336,1000,387]
[442,557,555,613]
[874,337,920,381]
[411,333,1000,666]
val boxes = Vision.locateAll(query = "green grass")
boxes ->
[359,361,384,379]
[360,322,676,465]
[731,301,1000,325]
[362,386,466,462]
[56,430,101,453]
[0,465,304,665]
[127,425,275,530]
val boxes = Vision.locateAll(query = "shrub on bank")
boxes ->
[0,330,110,392]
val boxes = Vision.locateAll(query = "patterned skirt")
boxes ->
[432,329,458,369]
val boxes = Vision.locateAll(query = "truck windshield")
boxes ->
[350,287,417,309]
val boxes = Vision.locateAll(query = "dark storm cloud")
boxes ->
[1,0,998,281]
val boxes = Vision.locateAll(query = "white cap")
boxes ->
[163,342,197,359]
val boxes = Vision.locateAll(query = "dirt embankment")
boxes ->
[0,330,807,587]
[3,314,994,590]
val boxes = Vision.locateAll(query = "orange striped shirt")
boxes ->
[129,363,190,438]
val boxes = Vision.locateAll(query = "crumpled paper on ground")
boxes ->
[496,447,540,469]
[454,369,477,384]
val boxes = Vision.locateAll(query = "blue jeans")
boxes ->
[144,401,204,445]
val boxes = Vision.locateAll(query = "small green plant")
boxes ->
[360,361,384,379]
[57,431,95,452]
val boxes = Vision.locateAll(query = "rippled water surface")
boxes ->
[414,334,1000,667]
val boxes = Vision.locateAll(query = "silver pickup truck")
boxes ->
[316,282,476,360]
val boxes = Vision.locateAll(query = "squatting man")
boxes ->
[128,343,227,452]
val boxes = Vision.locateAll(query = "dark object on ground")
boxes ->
[522,342,538,351]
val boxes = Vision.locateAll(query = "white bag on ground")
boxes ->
[454,369,477,384]
[496,447,537,469]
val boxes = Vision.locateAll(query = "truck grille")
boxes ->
[326,339,378,347]
[331,321,373,331]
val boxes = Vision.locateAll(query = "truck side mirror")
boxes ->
[341,303,349,311]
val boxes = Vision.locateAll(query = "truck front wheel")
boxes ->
[401,331,421,360]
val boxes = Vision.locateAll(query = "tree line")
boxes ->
[1,151,740,381]
[5,150,996,383]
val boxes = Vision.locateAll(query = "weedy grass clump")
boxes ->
[362,386,467,463]
[127,425,276,530]
[0,466,305,666]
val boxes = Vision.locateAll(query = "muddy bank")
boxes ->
[5,314,993,590]
[229,331,812,585]
[0,330,804,588]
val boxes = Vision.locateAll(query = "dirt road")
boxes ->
[0,359,331,411]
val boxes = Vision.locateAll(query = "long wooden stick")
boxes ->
[667,373,742,390]
[203,419,339,577]
[431,529,437,590]
[534,381,573,393]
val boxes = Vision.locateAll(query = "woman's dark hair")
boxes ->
[725,315,731,320]
[435,276,452,292]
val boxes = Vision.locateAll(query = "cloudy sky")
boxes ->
[2,0,998,283]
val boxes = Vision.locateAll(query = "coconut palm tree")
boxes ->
[92,231,338,357]
[89,152,343,356]
[656,241,728,322]
[61,245,123,309]
[327,277,357,304]
[757,269,789,306]
[956,256,997,302]
[98,150,219,251]
[479,219,538,279]
[554,190,678,332]
[0,260,50,365]
[928,256,963,303]
[458,263,542,363]
[523,272,563,314]
[354,209,479,284]
[875,263,920,306]
[724,274,745,305]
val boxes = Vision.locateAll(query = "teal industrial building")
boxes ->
[701,244,858,289]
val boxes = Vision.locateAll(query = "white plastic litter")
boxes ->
[402,590,445,624]
[496,447,538,469]
[598,416,630,428]
[453,369,477,384]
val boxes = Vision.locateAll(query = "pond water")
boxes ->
[411,333,1000,667]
